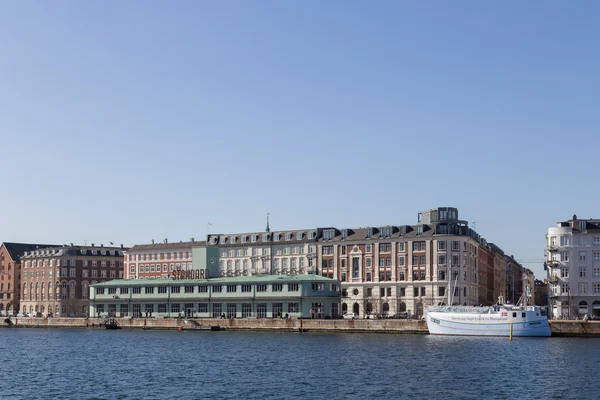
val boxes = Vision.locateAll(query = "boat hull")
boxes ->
[426,312,551,337]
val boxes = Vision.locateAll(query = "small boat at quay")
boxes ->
[426,302,551,337]
[426,269,550,337]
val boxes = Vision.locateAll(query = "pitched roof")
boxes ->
[2,242,59,262]
[128,240,207,252]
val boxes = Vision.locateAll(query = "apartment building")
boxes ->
[546,214,600,319]
[19,243,127,317]
[124,238,205,280]
[0,242,56,316]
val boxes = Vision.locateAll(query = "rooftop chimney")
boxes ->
[190,237,194,242]
[91,243,95,247]
[70,243,73,247]
[164,238,168,244]
[120,244,123,249]
[151,239,155,245]
[101,244,104,248]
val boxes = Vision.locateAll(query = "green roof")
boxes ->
[91,274,338,287]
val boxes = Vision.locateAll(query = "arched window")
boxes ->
[382,302,390,316]
[366,302,373,313]
[62,281,67,289]
[579,301,589,314]
[353,303,360,315]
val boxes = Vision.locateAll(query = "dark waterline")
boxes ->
[1,329,597,400]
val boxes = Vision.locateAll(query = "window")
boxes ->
[323,229,335,240]
[399,270,405,281]
[257,303,267,318]
[341,272,347,281]
[560,236,569,246]
[341,246,346,255]
[438,254,446,265]
[227,303,237,318]
[580,267,587,278]
[594,267,600,278]
[437,241,446,250]
[120,287,129,295]
[212,285,222,293]
[171,286,181,294]
[579,282,587,294]
[413,287,419,297]
[387,287,392,297]
[132,287,141,294]
[198,286,208,293]
[438,287,446,297]
[594,283,600,294]
[421,287,426,297]
[227,285,237,293]
[452,241,460,251]
[288,302,299,313]
[241,285,252,292]
[561,284,570,294]
[366,258,372,267]
[594,236,600,246]
[398,242,405,252]
[579,251,587,262]
[322,246,334,255]
[352,258,359,278]
[366,272,372,281]
[452,255,459,266]
[412,242,425,251]
[272,284,283,292]
[365,244,372,253]
[594,252,600,261]
[312,283,325,291]
[256,284,267,292]
[561,252,570,262]
[288,283,298,291]
[379,243,391,252]
[171,303,180,314]
[96,288,105,295]
[108,288,116,295]
[561,268,569,278]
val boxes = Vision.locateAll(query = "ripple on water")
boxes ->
[0,329,598,400]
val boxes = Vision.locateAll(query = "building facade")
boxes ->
[124,238,206,280]
[207,227,319,277]
[546,215,600,319]
[173,207,531,319]
[90,275,341,319]
[20,243,127,317]
[0,242,56,316]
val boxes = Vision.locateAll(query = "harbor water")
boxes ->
[1,329,598,399]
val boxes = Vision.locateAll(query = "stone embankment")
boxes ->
[3,317,600,336]
[3,316,428,333]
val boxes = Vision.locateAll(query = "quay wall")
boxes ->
[4,317,428,333]
[4,318,600,336]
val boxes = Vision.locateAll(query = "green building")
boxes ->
[89,275,341,319]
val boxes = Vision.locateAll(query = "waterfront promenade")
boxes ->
[3,317,600,336]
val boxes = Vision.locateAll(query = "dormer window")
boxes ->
[251,235,258,243]
[274,234,280,242]
[230,236,236,244]
[81,249,87,255]
[323,229,335,240]
[309,232,316,240]
[209,237,217,245]
[101,250,106,256]
[285,233,292,241]
[366,228,373,239]
[241,236,247,244]
[579,221,587,232]
[262,234,269,242]
[417,225,423,235]
[297,232,303,240]
[220,236,227,244]
[341,229,348,240]
[380,226,392,238]
[92,250,97,255]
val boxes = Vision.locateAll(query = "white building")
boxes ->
[546,215,600,319]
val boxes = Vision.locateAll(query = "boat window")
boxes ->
[522,312,526,318]
[512,312,517,318]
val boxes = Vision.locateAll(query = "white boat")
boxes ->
[426,268,550,337]
[426,303,551,337]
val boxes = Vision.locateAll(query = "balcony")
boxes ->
[547,260,558,267]
[548,276,559,283]
[547,245,559,252]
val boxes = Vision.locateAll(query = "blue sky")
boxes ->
[1,1,599,278]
